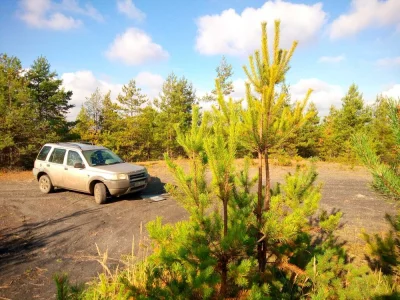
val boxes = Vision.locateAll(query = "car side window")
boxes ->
[37,146,52,161]
[48,148,66,164]
[67,150,83,166]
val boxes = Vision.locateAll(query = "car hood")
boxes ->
[91,163,145,174]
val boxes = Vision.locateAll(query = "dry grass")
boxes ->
[0,170,33,182]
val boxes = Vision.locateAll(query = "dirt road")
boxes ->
[0,161,398,299]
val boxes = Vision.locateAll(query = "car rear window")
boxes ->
[37,146,52,161]
[67,150,83,166]
[48,148,66,164]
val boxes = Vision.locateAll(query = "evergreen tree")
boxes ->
[100,91,121,132]
[352,98,400,199]
[117,79,147,117]
[0,54,27,111]
[99,91,123,150]
[0,54,51,167]
[134,105,161,160]
[84,87,103,133]
[212,56,234,96]
[320,84,371,161]
[241,21,314,271]
[296,102,322,158]
[154,73,197,157]
[203,56,235,102]
[72,106,97,143]
[26,56,73,126]
[370,95,398,164]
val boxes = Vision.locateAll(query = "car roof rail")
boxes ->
[76,140,93,145]
[55,142,83,149]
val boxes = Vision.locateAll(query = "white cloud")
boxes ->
[195,1,327,56]
[135,71,164,100]
[318,55,345,63]
[106,28,169,65]
[382,84,400,99]
[18,0,104,30]
[62,71,123,120]
[231,79,247,100]
[376,56,400,67]
[330,0,400,39]
[61,70,164,120]
[56,0,104,22]
[117,0,145,21]
[290,78,344,116]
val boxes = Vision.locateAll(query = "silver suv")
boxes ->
[32,143,150,204]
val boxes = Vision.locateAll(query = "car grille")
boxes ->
[129,172,146,182]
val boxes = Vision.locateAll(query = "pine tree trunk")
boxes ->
[223,198,228,236]
[257,152,263,221]
[220,257,227,298]
[220,197,228,297]
[257,149,271,273]
[257,151,267,272]
[264,150,271,211]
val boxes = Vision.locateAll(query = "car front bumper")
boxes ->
[105,176,150,196]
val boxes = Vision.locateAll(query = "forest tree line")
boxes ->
[0,53,397,169]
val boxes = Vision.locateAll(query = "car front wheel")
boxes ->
[94,182,107,204]
[39,175,54,194]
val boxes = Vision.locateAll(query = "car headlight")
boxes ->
[109,173,128,180]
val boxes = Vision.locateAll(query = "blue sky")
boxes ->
[1,0,399,119]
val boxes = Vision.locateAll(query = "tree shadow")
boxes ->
[363,213,399,275]
[306,208,349,261]
[0,208,100,275]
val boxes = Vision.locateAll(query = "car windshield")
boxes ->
[83,149,124,166]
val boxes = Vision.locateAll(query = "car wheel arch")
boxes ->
[37,171,49,181]
[89,178,108,195]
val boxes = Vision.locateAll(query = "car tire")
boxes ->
[39,175,54,194]
[94,182,107,204]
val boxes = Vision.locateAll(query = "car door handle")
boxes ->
[64,167,68,170]
[47,164,50,167]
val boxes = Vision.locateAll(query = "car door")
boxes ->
[46,148,67,187]
[63,150,89,192]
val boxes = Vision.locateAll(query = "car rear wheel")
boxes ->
[39,175,54,194]
[94,182,107,204]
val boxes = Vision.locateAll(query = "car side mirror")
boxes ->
[74,162,85,169]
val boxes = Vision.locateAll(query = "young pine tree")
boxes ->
[241,21,314,272]
[352,98,400,199]
[351,98,400,296]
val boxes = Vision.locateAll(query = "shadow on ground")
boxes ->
[111,176,167,202]
[0,208,100,275]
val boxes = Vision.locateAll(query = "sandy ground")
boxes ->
[0,161,398,299]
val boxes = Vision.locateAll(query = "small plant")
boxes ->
[53,273,84,300]
[308,156,319,164]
